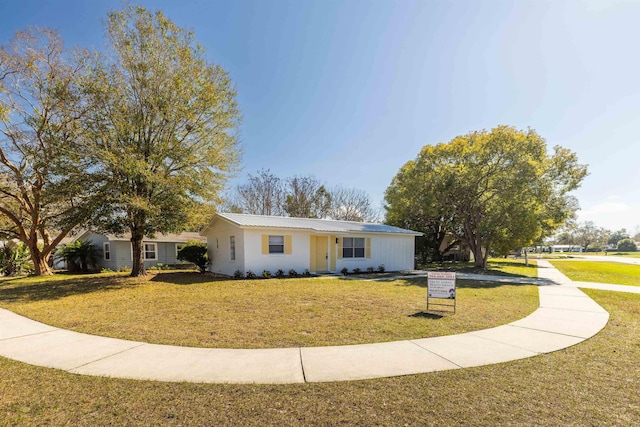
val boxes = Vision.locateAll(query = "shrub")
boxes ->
[233,269,243,279]
[302,269,311,277]
[177,243,209,273]
[353,267,361,274]
[288,269,298,277]
[617,238,637,252]
[245,270,257,279]
[54,240,99,273]
[377,264,385,273]
[275,269,285,278]
[262,270,272,278]
[0,243,32,276]
[341,267,349,276]
[101,268,114,273]
[366,266,374,273]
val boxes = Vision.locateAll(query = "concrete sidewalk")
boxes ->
[0,263,616,384]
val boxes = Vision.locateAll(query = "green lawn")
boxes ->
[423,258,538,278]
[550,261,640,286]
[1,290,638,425]
[577,251,640,258]
[0,271,537,348]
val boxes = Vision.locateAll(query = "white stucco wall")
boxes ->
[242,229,311,275]
[206,220,245,276]
[204,217,417,276]
[336,234,416,272]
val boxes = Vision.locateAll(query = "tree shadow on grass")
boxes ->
[394,277,534,290]
[0,273,140,304]
[149,271,229,285]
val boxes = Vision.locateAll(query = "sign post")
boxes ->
[427,271,456,314]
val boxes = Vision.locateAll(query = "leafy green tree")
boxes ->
[385,126,587,268]
[177,242,209,273]
[573,221,609,251]
[82,6,241,276]
[608,229,629,246]
[0,28,93,275]
[617,238,637,252]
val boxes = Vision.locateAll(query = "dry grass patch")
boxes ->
[550,260,640,286]
[0,272,537,348]
[0,290,637,425]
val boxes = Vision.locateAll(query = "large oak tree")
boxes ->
[0,28,92,275]
[385,126,588,268]
[82,6,241,276]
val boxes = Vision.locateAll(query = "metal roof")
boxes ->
[213,213,422,235]
[82,231,205,243]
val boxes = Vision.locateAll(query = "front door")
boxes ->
[315,236,328,272]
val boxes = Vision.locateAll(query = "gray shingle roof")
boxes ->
[214,213,422,235]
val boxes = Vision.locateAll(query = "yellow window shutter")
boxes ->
[261,235,269,255]
[366,237,371,258]
[284,235,292,254]
[337,237,343,259]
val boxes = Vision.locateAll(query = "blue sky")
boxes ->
[2,0,639,233]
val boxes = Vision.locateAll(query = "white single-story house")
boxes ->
[201,213,422,276]
[77,231,205,271]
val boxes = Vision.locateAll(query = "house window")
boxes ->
[269,235,284,254]
[230,236,236,261]
[144,243,157,260]
[103,243,111,260]
[343,237,365,258]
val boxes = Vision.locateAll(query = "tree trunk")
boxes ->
[130,235,146,277]
[29,243,53,276]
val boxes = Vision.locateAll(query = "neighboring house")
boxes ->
[77,231,205,271]
[439,235,471,262]
[550,244,583,253]
[201,213,422,276]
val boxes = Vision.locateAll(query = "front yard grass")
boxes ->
[0,290,638,425]
[550,260,640,286]
[0,272,537,348]
[424,258,538,278]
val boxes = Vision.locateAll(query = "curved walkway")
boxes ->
[0,262,617,384]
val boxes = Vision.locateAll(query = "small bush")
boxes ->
[353,267,361,274]
[366,266,374,273]
[233,269,243,279]
[177,244,209,273]
[101,268,114,273]
[118,266,131,273]
[245,270,257,279]
[275,269,285,278]
[262,270,272,278]
[617,238,637,252]
[377,264,385,273]
[288,269,298,277]
[302,269,311,277]
[341,267,349,276]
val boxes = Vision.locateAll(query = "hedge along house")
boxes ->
[201,213,422,276]
[76,231,205,271]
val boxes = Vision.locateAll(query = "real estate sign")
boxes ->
[427,271,456,299]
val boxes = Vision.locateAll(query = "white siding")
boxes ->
[206,221,245,276]
[243,229,311,275]
[336,234,415,272]
[204,217,417,276]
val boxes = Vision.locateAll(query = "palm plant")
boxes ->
[0,242,33,276]
[55,240,100,272]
